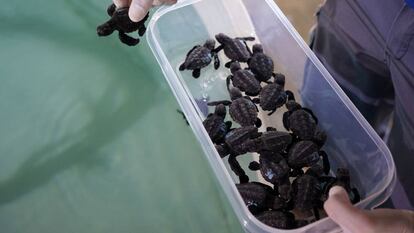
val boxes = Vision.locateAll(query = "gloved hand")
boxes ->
[324,186,414,233]
[113,0,177,22]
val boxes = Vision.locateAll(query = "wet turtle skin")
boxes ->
[255,211,296,229]
[248,44,275,82]
[179,39,220,78]
[215,33,254,65]
[97,4,149,46]
[202,104,232,144]
[227,62,261,96]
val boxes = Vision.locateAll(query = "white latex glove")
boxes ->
[324,186,414,233]
[113,0,177,22]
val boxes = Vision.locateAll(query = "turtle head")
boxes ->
[230,62,242,74]
[286,100,301,111]
[215,33,231,44]
[229,88,243,100]
[274,73,286,86]
[252,44,264,54]
[204,39,216,50]
[214,104,227,117]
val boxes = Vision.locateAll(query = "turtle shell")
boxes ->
[236,182,274,214]
[259,84,287,111]
[288,109,317,140]
[260,131,292,152]
[232,70,261,96]
[248,52,274,82]
[259,153,290,184]
[203,114,227,143]
[292,174,321,211]
[256,211,296,229]
[113,7,147,33]
[225,126,258,154]
[222,39,251,62]
[183,46,212,70]
[229,98,258,126]
[287,141,320,168]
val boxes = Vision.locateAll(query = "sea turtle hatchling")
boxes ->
[248,44,275,82]
[291,174,323,220]
[253,74,288,116]
[208,88,262,127]
[179,39,220,78]
[255,211,296,229]
[249,151,291,185]
[227,62,261,97]
[202,104,232,144]
[215,33,255,68]
[97,4,149,46]
[287,140,330,175]
[283,100,319,140]
[237,182,288,214]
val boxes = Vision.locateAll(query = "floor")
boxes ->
[274,0,324,41]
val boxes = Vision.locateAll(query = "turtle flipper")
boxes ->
[138,24,147,36]
[118,31,140,46]
[107,3,116,16]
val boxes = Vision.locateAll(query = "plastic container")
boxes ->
[147,0,396,232]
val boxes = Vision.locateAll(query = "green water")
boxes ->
[0,1,242,232]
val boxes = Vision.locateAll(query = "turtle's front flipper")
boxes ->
[118,31,140,46]
[107,3,116,16]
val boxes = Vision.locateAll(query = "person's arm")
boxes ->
[113,0,177,22]
[324,186,414,233]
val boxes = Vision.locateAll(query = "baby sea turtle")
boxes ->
[208,88,262,127]
[255,211,296,229]
[215,33,255,68]
[287,141,330,175]
[203,104,232,144]
[250,152,291,185]
[291,174,322,219]
[227,62,261,96]
[283,100,318,140]
[248,44,275,82]
[256,128,292,153]
[179,39,220,78]
[320,168,360,204]
[237,182,287,214]
[97,4,149,46]
[215,126,261,157]
[253,76,288,116]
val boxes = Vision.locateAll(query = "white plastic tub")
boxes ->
[147,0,396,232]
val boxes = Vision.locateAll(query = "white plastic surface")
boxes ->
[147,0,396,232]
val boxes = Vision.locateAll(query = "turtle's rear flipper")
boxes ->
[119,32,139,46]
[138,24,147,36]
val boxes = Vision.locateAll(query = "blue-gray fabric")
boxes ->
[406,0,414,8]
[311,0,414,209]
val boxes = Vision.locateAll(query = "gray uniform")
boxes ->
[311,0,414,209]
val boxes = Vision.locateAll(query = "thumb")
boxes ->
[324,186,372,233]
